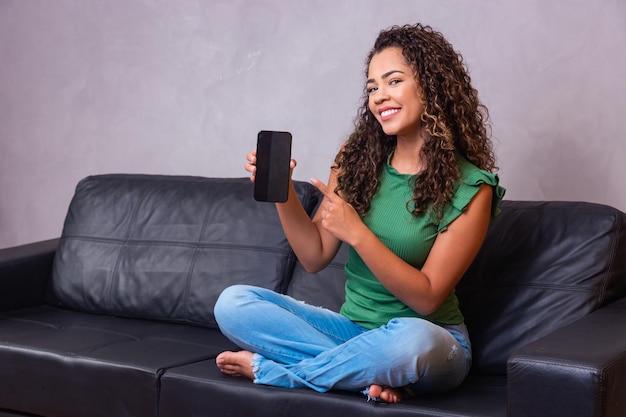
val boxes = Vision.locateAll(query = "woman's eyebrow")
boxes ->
[366,70,406,84]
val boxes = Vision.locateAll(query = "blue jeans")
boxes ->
[214,285,472,395]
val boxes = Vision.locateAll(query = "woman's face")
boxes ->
[366,47,425,139]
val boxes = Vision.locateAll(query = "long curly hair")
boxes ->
[334,23,497,219]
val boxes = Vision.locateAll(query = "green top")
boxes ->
[339,154,505,329]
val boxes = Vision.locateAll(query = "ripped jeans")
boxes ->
[214,285,472,395]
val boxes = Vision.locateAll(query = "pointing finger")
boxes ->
[310,178,337,200]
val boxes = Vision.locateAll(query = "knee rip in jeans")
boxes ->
[447,344,458,361]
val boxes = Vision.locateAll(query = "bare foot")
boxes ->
[215,350,255,380]
[368,384,403,403]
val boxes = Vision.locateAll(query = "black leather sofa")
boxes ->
[1,174,625,417]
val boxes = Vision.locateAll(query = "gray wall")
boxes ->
[2,0,625,249]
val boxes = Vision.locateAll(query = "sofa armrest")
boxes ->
[507,297,626,417]
[0,238,59,311]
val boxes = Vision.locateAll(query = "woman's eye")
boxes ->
[366,86,378,94]
[389,79,401,86]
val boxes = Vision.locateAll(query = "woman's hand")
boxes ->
[310,178,366,246]
[245,150,297,183]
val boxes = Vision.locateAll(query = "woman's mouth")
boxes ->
[380,108,400,121]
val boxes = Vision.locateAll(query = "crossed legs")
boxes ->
[214,285,470,402]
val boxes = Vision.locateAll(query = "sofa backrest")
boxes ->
[48,175,626,374]
[287,243,349,312]
[288,200,626,376]
[48,174,321,328]
[457,200,626,374]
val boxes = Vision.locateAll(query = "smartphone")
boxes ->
[254,130,292,202]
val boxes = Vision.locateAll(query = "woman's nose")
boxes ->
[373,88,389,104]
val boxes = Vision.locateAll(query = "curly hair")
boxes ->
[334,23,497,219]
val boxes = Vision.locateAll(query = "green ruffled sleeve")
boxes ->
[438,157,506,233]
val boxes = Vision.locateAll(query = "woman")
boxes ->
[214,23,505,403]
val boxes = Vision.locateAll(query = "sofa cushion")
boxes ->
[47,175,321,328]
[0,306,237,417]
[160,360,508,417]
[457,200,626,374]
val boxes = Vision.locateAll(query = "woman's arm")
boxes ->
[312,180,493,316]
[245,151,342,273]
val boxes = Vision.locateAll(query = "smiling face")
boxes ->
[366,47,425,140]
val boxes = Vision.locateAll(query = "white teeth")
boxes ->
[381,109,399,117]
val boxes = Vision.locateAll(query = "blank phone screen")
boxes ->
[254,131,292,202]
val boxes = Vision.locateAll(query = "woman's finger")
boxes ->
[245,150,257,182]
[310,178,336,200]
